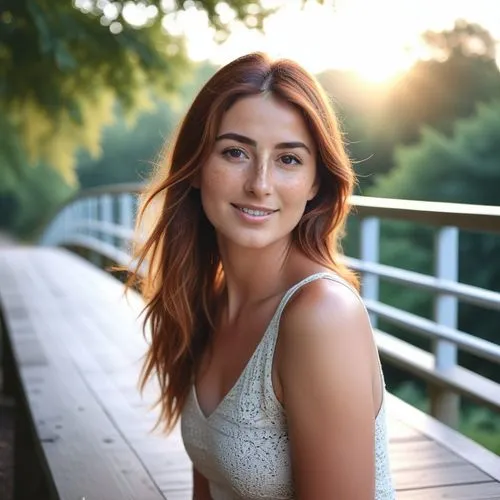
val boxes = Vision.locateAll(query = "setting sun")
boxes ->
[171,0,500,83]
[345,35,416,83]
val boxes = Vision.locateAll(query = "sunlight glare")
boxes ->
[182,0,428,81]
[154,0,500,82]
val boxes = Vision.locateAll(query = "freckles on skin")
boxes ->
[198,94,319,249]
[203,162,226,184]
[201,157,242,197]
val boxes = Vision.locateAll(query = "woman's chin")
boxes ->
[216,231,291,253]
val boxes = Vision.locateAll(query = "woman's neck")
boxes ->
[218,238,294,322]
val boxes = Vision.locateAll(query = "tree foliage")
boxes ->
[372,101,500,205]
[384,20,500,145]
[76,59,218,188]
[318,20,500,188]
[0,59,217,238]
[0,159,76,239]
[0,0,274,182]
[77,99,178,189]
[368,101,500,380]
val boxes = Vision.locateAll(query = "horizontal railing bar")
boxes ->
[39,186,500,417]
[375,330,500,412]
[73,182,144,200]
[56,185,500,235]
[346,257,500,311]
[61,235,133,268]
[61,234,147,277]
[366,300,500,364]
[51,183,144,216]
[71,220,135,241]
[351,195,500,233]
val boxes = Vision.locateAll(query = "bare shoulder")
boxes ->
[279,276,370,343]
[276,275,376,403]
[276,276,379,497]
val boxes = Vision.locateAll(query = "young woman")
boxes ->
[130,52,395,499]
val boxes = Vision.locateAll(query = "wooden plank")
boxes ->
[387,394,500,481]
[0,250,168,499]
[21,364,165,500]
[387,418,428,442]
[31,249,148,370]
[0,248,191,499]
[394,462,491,490]
[6,263,135,376]
[8,332,48,368]
[390,439,464,471]
[398,481,500,499]
[82,368,192,499]
[3,247,500,500]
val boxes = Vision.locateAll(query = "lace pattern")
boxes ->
[181,273,396,499]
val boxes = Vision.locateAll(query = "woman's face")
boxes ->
[199,94,318,252]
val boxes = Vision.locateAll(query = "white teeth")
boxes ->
[239,207,271,216]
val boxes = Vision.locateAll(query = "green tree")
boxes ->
[0,160,76,239]
[77,60,218,188]
[76,101,174,188]
[368,101,500,381]
[384,20,500,145]
[0,60,217,239]
[316,69,391,192]
[317,20,500,189]
[0,0,273,182]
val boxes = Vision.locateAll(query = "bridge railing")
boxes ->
[40,183,500,429]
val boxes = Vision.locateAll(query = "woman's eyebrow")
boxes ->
[275,142,311,155]
[216,133,312,155]
[216,132,256,147]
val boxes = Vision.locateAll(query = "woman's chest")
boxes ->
[196,300,282,418]
[182,389,294,500]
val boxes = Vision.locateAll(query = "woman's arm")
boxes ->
[192,466,212,500]
[278,279,378,499]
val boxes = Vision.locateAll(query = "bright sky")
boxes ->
[165,0,500,82]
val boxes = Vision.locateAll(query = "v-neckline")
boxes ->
[192,319,273,421]
[191,272,334,422]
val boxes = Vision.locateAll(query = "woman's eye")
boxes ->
[280,154,301,166]
[222,148,248,160]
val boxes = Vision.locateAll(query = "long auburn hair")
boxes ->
[128,52,358,431]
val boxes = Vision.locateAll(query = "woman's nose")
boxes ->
[244,160,272,197]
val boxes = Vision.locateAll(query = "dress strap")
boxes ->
[262,272,358,387]
[265,271,387,399]
[271,271,358,328]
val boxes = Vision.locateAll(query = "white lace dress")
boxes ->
[181,273,396,499]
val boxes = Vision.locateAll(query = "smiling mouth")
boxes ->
[232,204,278,217]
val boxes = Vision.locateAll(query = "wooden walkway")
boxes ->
[1,247,500,499]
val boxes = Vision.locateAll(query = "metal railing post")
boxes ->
[431,226,460,428]
[89,197,102,267]
[119,193,134,252]
[360,217,380,327]
[82,198,91,237]
[36,188,500,424]
[100,194,114,246]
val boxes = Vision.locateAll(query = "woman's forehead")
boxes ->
[217,95,315,148]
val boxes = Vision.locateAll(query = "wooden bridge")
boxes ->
[1,184,500,499]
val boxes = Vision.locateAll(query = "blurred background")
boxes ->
[1,0,499,452]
